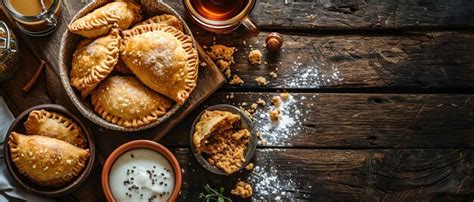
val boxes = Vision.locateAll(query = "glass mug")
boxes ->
[1,0,62,37]
[182,0,260,35]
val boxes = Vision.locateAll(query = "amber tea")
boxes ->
[183,0,259,35]
[190,0,249,21]
[1,0,62,36]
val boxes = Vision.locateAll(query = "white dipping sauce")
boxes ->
[109,149,175,202]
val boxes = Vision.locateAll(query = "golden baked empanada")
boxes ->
[8,132,90,186]
[114,59,133,75]
[135,14,184,31]
[70,29,121,98]
[24,109,86,148]
[91,76,174,128]
[193,110,241,153]
[68,1,142,38]
[121,24,198,105]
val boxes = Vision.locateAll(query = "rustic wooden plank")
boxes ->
[370,149,474,201]
[176,148,373,201]
[71,148,474,201]
[161,92,474,148]
[191,30,474,90]
[164,0,474,30]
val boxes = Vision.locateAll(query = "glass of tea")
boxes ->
[1,0,62,37]
[182,0,260,35]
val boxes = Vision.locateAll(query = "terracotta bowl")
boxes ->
[3,104,96,197]
[190,104,257,175]
[102,140,182,201]
[58,0,197,131]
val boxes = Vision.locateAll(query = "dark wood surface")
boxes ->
[1,0,474,201]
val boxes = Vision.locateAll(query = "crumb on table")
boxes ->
[269,71,278,79]
[245,163,254,171]
[257,98,266,105]
[248,49,262,64]
[229,75,244,85]
[255,76,269,86]
[280,92,290,100]
[231,181,253,198]
[271,96,281,106]
[208,44,235,61]
[269,108,281,121]
[207,44,235,79]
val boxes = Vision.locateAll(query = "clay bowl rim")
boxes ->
[58,0,198,131]
[3,104,96,198]
[189,104,257,175]
[101,140,182,201]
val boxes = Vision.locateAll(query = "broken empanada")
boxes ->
[193,110,241,153]
[70,29,121,98]
[135,14,184,31]
[24,109,86,148]
[91,76,174,128]
[121,24,198,105]
[68,1,142,38]
[8,132,90,186]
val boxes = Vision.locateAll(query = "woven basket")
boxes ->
[59,0,196,131]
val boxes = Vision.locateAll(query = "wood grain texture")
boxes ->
[164,0,474,30]
[192,30,474,90]
[161,92,474,148]
[62,148,474,201]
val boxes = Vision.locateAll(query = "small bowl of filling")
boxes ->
[190,104,257,175]
[102,140,182,201]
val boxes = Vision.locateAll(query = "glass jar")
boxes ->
[1,0,62,37]
[0,21,20,81]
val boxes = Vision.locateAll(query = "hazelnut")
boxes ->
[266,32,283,51]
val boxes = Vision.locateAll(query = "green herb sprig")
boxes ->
[199,184,231,202]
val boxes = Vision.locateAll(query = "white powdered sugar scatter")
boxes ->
[286,61,343,88]
[253,95,306,146]
[246,150,312,200]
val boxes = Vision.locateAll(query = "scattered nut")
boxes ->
[266,32,283,51]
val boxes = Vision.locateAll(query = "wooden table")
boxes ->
[1,0,474,201]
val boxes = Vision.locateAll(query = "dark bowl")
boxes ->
[190,104,257,175]
[4,104,96,197]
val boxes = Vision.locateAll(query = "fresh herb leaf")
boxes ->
[199,184,232,202]
[218,196,225,202]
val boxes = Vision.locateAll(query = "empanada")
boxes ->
[91,76,174,128]
[114,59,133,75]
[70,29,121,98]
[135,14,184,31]
[121,24,198,105]
[24,109,86,148]
[68,1,142,38]
[193,110,241,153]
[8,132,90,186]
